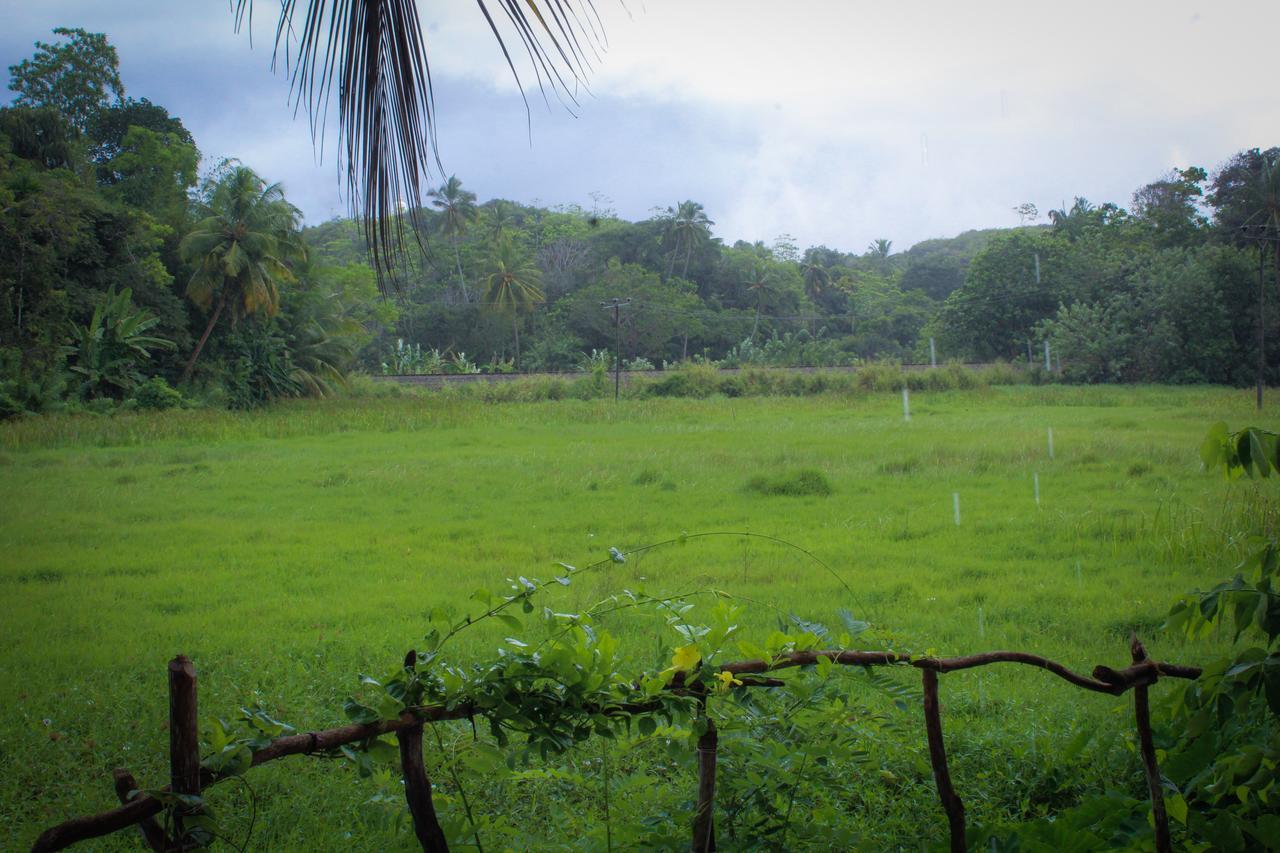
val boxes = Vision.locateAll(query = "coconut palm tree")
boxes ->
[484,200,518,244]
[800,257,831,334]
[663,200,714,279]
[745,265,778,342]
[482,239,545,370]
[233,1,607,283]
[1048,198,1096,242]
[178,166,304,381]
[429,175,478,302]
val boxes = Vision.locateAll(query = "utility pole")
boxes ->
[601,297,631,401]
[1242,222,1278,411]
[1260,239,1266,411]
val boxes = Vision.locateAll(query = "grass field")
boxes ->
[2,383,1276,850]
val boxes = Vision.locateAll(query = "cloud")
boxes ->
[4,1,1279,254]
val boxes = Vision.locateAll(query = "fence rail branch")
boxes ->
[31,643,1204,852]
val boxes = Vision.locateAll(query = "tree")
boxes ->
[800,253,832,309]
[900,254,966,301]
[560,261,704,362]
[87,97,195,175]
[1208,147,1280,238]
[99,126,199,226]
[866,238,893,260]
[1012,203,1039,225]
[1047,197,1118,242]
[663,200,714,279]
[1131,167,1208,247]
[484,200,518,244]
[1209,148,1280,297]
[934,230,1065,359]
[178,167,305,381]
[7,28,123,131]
[745,265,779,342]
[0,106,76,170]
[481,239,544,369]
[429,175,478,302]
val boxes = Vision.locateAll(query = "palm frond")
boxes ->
[234,0,608,289]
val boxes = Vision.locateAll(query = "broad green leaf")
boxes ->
[1200,422,1229,469]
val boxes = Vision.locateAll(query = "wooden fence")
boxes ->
[31,637,1200,853]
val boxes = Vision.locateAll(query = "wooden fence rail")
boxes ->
[32,638,1200,853]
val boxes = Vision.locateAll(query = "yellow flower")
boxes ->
[714,671,743,694]
[670,644,701,673]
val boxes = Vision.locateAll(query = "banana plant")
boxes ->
[68,287,175,399]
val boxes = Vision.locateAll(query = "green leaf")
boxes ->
[1264,661,1280,716]
[343,699,380,725]
[1237,431,1254,474]
[1249,430,1272,477]
[366,738,399,763]
[1200,422,1229,469]
[1162,792,1187,825]
[837,608,869,636]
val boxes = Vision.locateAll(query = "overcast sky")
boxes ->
[4,1,1279,255]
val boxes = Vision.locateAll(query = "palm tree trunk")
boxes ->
[452,237,468,302]
[513,315,521,372]
[682,242,693,278]
[752,304,761,342]
[180,291,227,384]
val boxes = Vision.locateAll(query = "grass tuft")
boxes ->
[744,468,834,497]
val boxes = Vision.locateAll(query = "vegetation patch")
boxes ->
[632,468,661,486]
[744,467,834,497]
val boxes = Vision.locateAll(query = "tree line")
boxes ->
[4,27,1279,418]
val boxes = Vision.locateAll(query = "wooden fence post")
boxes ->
[692,706,718,852]
[922,668,965,853]
[168,655,200,847]
[397,722,450,852]
[1131,637,1171,853]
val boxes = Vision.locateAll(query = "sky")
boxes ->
[3,1,1279,255]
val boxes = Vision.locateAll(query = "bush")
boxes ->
[130,377,185,411]
[647,363,721,398]
[0,389,27,420]
[978,361,1023,386]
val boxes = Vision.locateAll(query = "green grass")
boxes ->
[1,385,1277,849]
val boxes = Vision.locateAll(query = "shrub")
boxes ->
[647,363,721,398]
[979,361,1023,386]
[0,390,27,421]
[130,377,185,411]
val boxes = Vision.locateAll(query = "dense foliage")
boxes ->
[1,29,393,417]
[316,169,1279,387]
